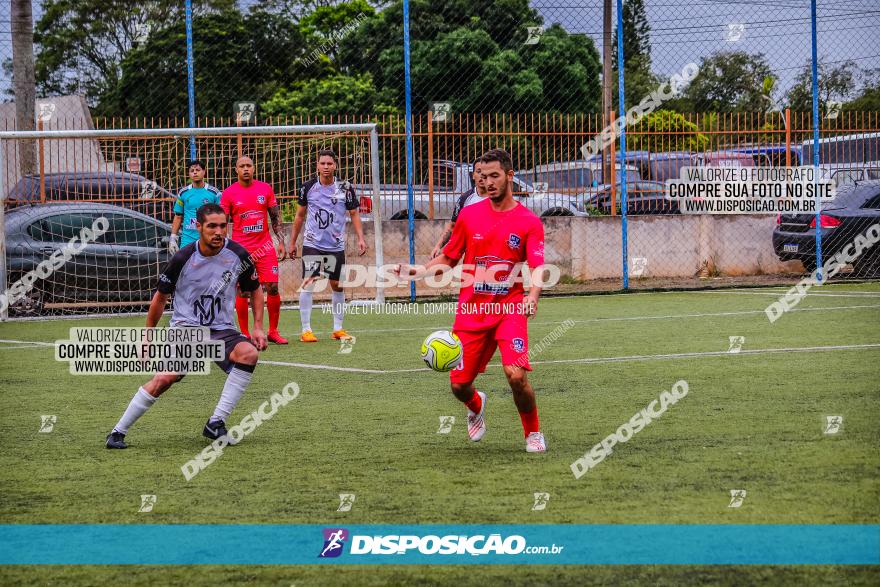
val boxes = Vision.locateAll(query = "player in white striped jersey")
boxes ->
[431,159,488,258]
[105,203,268,449]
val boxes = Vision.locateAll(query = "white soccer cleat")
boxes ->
[526,432,547,453]
[467,391,487,442]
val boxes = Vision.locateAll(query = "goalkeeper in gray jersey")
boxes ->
[105,203,268,449]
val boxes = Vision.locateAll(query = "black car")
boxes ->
[772,181,880,276]
[4,203,172,315]
[7,172,176,223]
[581,181,678,215]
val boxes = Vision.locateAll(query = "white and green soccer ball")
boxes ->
[421,330,463,372]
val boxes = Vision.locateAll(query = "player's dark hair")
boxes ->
[187,159,205,171]
[479,148,513,172]
[196,203,226,224]
[318,149,338,163]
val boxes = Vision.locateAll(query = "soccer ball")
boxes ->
[421,330,463,372]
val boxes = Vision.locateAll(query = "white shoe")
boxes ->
[467,391,487,442]
[526,432,546,453]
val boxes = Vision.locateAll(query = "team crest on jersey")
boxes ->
[507,233,522,250]
[511,338,526,353]
[272,266,278,275]
[257,195,266,204]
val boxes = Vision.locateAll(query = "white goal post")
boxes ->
[0,123,385,320]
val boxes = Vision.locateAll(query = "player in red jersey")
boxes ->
[395,149,547,453]
[221,156,288,344]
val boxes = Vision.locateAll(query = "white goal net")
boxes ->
[0,124,384,319]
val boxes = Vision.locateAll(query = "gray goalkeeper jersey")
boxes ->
[297,177,360,252]
[157,239,260,328]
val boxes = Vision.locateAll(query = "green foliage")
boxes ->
[34,0,233,104]
[844,86,880,112]
[262,73,398,117]
[98,10,304,117]
[339,1,600,113]
[628,109,709,153]
[680,51,774,112]
[787,60,858,115]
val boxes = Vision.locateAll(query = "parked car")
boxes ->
[517,161,642,195]
[729,145,800,167]
[356,160,586,220]
[579,181,676,215]
[695,150,757,168]
[4,203,172,315]
[772,181,880,276]
[7,172,176,223]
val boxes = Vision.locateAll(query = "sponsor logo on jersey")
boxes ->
[508,233,522,250]
[473,255,513,295]
[511,337,526,353]
[240,210,262,220]
[319,528,349,558]
[242,223,264,233]
[158,273,171,283]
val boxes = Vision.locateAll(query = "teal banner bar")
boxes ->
[1,525,877,565]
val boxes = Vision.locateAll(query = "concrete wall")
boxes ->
[279,214,800,300]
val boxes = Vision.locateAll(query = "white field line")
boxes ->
[362,303,880,333]
[1,337,877,373]
[691,290,880,298]
[0,303,877,344]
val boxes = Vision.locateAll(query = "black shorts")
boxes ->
[174,328,253,380]
[301,246,345,282]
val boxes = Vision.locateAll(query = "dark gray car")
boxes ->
[4,203,171,315]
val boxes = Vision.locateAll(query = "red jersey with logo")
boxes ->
[220,180,277,251]
[442,199,545,332]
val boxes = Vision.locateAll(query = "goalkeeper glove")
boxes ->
[168,233,180,254]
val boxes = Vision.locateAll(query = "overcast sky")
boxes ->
[1,1,877,104]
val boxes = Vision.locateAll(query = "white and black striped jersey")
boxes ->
[451,188,487,223]
[157,240,260,328]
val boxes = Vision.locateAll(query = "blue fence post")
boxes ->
[403,0,417,302]
[185,0,197,160]
[617,0,629,289]
[810,0,823,280]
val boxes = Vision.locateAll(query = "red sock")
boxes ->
[235,296,250,336]
[464,390,482,414]
[519,406,540,437]
[267,293,281,333]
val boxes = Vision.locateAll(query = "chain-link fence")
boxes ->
[1,1,879,314]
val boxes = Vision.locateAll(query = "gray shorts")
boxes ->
[172,328,253,380]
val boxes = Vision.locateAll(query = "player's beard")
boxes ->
[488,177,510,203]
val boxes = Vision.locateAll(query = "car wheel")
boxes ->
[5,272,46,316]
[541,208,574,218]
[390,211,428,220]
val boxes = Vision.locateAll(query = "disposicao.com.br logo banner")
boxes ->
[1,525,878,565]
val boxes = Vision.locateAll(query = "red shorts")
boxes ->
[245,241,279,284]
[450,316,531,384]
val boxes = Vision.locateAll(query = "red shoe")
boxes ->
[268,330,289,345]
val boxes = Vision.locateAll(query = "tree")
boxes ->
[11,0,37,175]
[262,73,397,116]
[338,1,600,113]
[787,60,858,114]
[627,109,708,153]
[100,9,305,117]
[681,51,774,112]
[34,0,233,105]
[612,0,651,71]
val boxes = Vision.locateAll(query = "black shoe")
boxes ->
[105,431,128,449]
[203,418,228,441]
